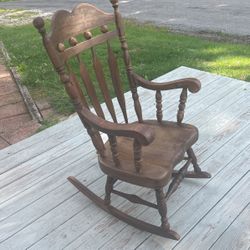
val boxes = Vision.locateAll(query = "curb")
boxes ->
[0,41,43,123]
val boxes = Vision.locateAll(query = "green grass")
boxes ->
[36,117,60,132]
[0,21,249,115]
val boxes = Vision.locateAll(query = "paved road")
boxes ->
[0,0,250,36]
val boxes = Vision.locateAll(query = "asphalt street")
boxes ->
[0,0,249,36]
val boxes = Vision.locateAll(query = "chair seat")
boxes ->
[99,120,198,188]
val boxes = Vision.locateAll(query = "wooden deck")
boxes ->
[0,66,249,250]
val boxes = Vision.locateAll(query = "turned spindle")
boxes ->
[177,88,187,124]
[156,90,163,122]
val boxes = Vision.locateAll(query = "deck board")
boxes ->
[174,172,250,250]
[210,204,250,250]
[0,66,249,250]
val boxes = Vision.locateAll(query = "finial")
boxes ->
[83,31,92,40]
[100,25,108,33]
[69,37,78,46]
[110,0,119,8]
[33,17,46,36]
[57,43,65,52]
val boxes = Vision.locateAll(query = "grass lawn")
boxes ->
[0,20,249,115]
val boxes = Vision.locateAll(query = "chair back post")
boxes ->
[33,18,63,72]
[110,0,143,123]
[33,17,105,156]
[33,17,84,111]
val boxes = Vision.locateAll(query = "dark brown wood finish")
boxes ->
[92,47,118,123]
[177,87,188,124]
[63,31,117,62]
[68,36,105,119]
[156,188,170,232]
[33,0,211,241]
[133,139,142,173]
[112,189,158,209]
[104,176,116,205]
[156,90,163,122]
[108,135,120,166]
[107,40,128,123]
[110,0,143,123]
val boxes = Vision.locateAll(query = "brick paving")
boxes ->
[0,63,40,149]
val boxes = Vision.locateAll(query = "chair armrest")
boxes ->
[131,71,201,93]
[78,106,155,146]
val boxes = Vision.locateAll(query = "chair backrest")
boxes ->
[33,0,143,155]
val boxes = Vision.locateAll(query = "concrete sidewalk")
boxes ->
[0,63,40,149]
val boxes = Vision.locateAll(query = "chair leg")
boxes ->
[155,188,180,240]
[104,176,116,205]
[186,147,211,178]
[68,176,180,239]
[155,188,170,230]
[186,148,201,172]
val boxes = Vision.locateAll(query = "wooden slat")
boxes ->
[92,48,117,122]
[64,186,154,249]
[0,170,107,249]
[174,173,250,249]
[78,58,105,119]
[0,135,90,206]
[0,158,103,244]
[210,204,250,250]
[62,31,117,61]
[0,133,89,190]
[107,43,128,123]
[12,179,145,249]
[0,148,96,223]
[67,37,105,118]
[68,69,89,109]
[0,116,83,174]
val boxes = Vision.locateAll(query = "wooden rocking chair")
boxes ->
[33,0,211,240]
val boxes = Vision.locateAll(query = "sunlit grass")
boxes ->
[0,20,249,115]
[203,56,250,80]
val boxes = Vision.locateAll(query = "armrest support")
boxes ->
[78,106,155,146]
[131,71,201,93]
